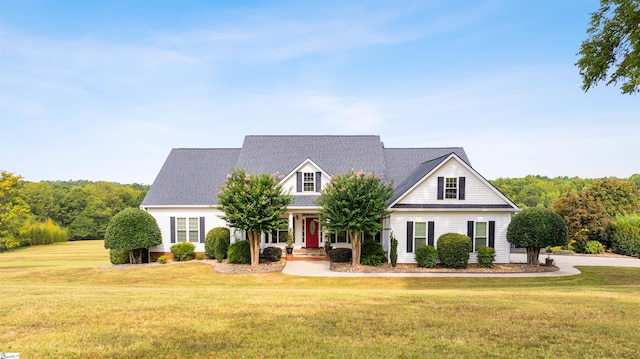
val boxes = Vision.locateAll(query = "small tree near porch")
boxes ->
[104,208,161,264]
[507,207,568,265]
[317,170,394,266]
[217,168,293,269]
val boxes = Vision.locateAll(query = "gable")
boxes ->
[392,155,517,210]
[280,158,331,195]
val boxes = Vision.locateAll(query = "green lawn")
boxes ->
[1,241,639,358]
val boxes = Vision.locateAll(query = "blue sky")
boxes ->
[1,0,638,184]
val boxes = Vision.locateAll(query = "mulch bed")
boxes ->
[330,262,558,273]
[213,259,286,274]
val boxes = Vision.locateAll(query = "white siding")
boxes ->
[146,207,227,253]
[389,211,512,264]
[399,158,507,206]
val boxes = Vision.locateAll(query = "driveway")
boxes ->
[282,253,640,278]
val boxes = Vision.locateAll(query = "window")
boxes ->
[329,231,349,243]
[415,222,427,249]
[474,222,487,252]
[445,177,457,199]
[303,172,315,192]
[271,227,289,243]
[177,217,199,243]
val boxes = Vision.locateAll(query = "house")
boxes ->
[140,135,519,263]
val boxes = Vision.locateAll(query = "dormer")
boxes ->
[280,158,330,195]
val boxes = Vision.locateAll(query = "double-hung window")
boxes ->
[271,227,289,243]
[415,222,427,249]
[303,172,315,192]
[474,222,487,252]
[445,177,458,199]
[177,217,199,243]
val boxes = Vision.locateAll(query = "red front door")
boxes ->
[306,217,319,248]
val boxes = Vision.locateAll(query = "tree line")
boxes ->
[1,170,149,251]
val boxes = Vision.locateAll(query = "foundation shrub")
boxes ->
[328,248,352,263]
[477,246,496,268]
[583,240,605,254]
[156,255,170,264]
[227,240,251,264]
[170,242,195,262]
[109,249,130,265]
[437,233,472,269]
[390,233,398,267]
[415,245,438,268]
[360,239,385,266]
[263,247,282,262]
[195,252,206,260]
[205,227,230,262]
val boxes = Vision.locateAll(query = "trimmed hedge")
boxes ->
[205,227,230,262]
[360,239,385,266]
[477,246,496,268]
[109,249,130,265]
[415,245,437,268]
[328,248,352,263]
[437,233,471,269]
[263,247,282,262]
[171,242,195,261]
[227,240,251,264]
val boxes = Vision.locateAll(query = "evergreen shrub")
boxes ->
[415,245,438,268]
[205,227,230,262]
[171,242,195,261]
[583,240,605,254]
[227,240,251,264]
[610,215,640,257]
[156,255,170,264]
[328,248,352,263]
[263,246,282,262]
[360,239,385,266]
[477,246,496,268]
[195,252,206,260]
[437,233,472,269]
[109,249,130,265]
[390,233,398,267]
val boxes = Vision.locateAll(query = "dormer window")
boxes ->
[437,176,466,200]
[303,172,315,192]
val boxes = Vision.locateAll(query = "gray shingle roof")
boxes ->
[141,136,471,207]
[141,148,240,206]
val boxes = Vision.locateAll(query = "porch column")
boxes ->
[288,213,294,230]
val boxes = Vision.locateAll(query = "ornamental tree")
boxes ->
[104,208,161,264]
[507,207,568,265]
[316,170,394,266]
[217,168,293,269]
[576,0,640,94]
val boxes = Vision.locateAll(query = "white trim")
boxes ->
[390,207,519,212]
[279,158,330,194]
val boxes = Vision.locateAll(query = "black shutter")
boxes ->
[199,217,205,243]
[488,221,495,248]
[296,172,302,192]
[467,221,474,239]
[427,221,435,247]
[406,221,414,253]
[170,217,176,243]
[315,172,321,192]
[459,177,466,200]
[437,177,444,200]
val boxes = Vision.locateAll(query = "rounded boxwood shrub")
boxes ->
[263,246,282,262]
[415,245,438,268]
[227,240,251,264]
[109,249,130,265]
[437,233,472,269]
[360,239,386,266]
[205,227,230,262]
[171,242,195,261]
[328,248,352,263]
[156,255,170,264]
[477,246,496,268]
[104,208,162,264]
[583,240,605,254]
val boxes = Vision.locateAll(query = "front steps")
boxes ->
[287,247,328,261]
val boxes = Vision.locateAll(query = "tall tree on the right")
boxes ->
[576,0,640,94]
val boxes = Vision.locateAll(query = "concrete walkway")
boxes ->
[282,253,640,277]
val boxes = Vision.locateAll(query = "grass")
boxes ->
[1,241,639,358]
